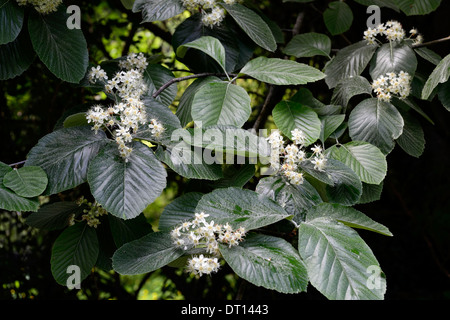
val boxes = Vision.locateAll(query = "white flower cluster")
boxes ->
[86,53,164,161]
[371,71,412,102]
[181,0,238,28]
[363,21,423,45]
[170,212,246,277]
[267,129,327,185]
[15,0,62,14]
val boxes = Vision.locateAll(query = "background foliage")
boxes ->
[1,0,450,300]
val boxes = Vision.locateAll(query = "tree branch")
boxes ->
[413,35,450,49]
[152,72,234,99]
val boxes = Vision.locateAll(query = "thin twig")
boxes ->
[152,72,235,99]
[8,160,26,167]
[413,35,450,49]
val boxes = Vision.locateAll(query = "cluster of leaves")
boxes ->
[1,0,449,300]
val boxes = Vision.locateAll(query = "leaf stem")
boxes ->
[152,72,236,99]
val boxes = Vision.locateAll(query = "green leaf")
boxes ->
[112,232,184,275]
[172,13,253,74]
[323,1,353,36]
[195,187,291,231]
[132,0,184,22]
[25,127,108,195]
[28,6,88,83]
[369,42,417,80]
[283,33,331,59]
[307,202,393,236]
[220,3,276,52]
[220,233,309,294]
[358,182,384,204]
[155,142,224,181]
[188,125,271,159]
[324,159,363,206]
[326,141,387,185]
[3,166,48,198]
[324,41,378,89]
[51,222,99,286]
[352,0,400,11]
[240,57,325,85]
[108,213,153,248]
[142,64,177,107]
[298,214,387,300]
[191,82,251,128]
[210,164,255,189]
[177,36,227,74]
[256,176,322,224]
[26,202,84,230]
[438,80,450,112]
[422,53,450,100]
[331,76,373,108]
[272,101,322,146]
[395,0,441,15]
[158,192,204,231]
[395,110,425,158]
[176,76,222,127]
[0,185,39,212]
[0,27,35,80]
[63,112,89,128]
[320,114,346,143]
[348,98,404,154]
[0,0,24,45]
[137,99,182,146]
[87,141,167,220]
[414,47,442,66]
[120,0,135,10]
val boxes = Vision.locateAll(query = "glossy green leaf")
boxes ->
[298,214,386,300]
[195,187,291,231]
[326,141,387,185]
[112,231,184,275]
[370,42,417,80]
[87,141,167,220]
[395,0,441,15]
[26,202,84,230]
[307,202,392,236]
[240,57,325,85]
[323,1,353,35]
[272,101,322,146]
[51,222,99,286]
[176,76,222,127]
[256,176,322,224]
[348,98,404,154]
[220,233,309,294]
[108,213,153,248]
[0,0,24,45]
[0,27,35,80]
[324,41,378,88]
[220,3,276,52]
[142,64,177,107]
[177,36,227,74]
[132,0,184,22]
[191,82,251,128]
[422,53,450,100]
[28,7,88,83]
[396,109,425,158]
[331,76,373,107]
[3,166,48,198]
[25,126,108,195]
[158,192,204,231]
[320,114,346,143]
[283,33,331,59]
